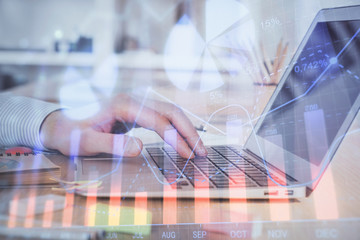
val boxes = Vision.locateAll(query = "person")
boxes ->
[0,92,207,158]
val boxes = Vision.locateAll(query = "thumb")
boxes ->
[89,131,143,157]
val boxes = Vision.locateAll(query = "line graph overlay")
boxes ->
[139,25,360,188]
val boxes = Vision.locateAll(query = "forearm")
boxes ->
[0,92,62,150]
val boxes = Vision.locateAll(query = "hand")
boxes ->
[40,94,207,158]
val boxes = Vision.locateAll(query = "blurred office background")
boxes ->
[0,0,358,103]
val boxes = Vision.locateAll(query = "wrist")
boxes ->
[40,110,63,150]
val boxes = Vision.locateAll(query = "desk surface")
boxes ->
[1,76,360,239]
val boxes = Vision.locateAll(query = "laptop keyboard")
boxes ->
[146,145,289,189]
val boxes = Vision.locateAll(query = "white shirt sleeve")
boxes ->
[0,92,62,150]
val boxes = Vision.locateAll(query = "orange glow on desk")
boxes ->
[313,169,339,220]
[134,192,148,225]
[268,178,291,221]
[108,171,122,226]
[194,172,210,223]
[62,192,74,227]
[42,199,54,228]
[229,173,249,222]
[85,182,98,226]
[7,193,19,228]
[24,189,36,228]
[163,184,177,224]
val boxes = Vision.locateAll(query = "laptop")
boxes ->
[73,5,360,199]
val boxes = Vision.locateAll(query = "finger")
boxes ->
[116,103,195,158]
[164,108,207,156]
[81,130,143,157]
[138,112,195,158]
[162,124,196,159]
[144,99,207,156]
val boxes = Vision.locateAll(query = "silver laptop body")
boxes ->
[74,5,360,199]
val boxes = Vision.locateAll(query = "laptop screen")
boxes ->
[256,20,360,166]
[246,18,360,186]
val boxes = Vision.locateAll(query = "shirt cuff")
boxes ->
[0,96,62,150]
